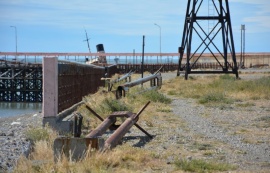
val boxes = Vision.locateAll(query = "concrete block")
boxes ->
[53,137,104,161]
[43,57,58,118]
[43,115,73,134]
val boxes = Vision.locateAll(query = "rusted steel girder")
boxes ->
[86,116,116,138]
[104,101,151,149]
[85,101,152,150]
[86,103,152,138]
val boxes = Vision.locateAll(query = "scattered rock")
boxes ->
[0,113,42,172]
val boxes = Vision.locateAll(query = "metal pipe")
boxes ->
[121,72,161,89]
[86,116,116,138]
[116,72,162,99]
[110,70,133,84]
[85,105,104,121]
[104,114,137,149]
[104,101,151,149]
[134,101,150,119]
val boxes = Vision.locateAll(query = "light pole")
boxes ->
[10,26,17,62]
[154,23,161,63]
[240,24,245,68]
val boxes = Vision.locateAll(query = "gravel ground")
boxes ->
[123,69,270,172]
[0,68,269,172]
[0,113,42,172]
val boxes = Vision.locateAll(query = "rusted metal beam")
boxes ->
[85,104,120,130]
[104,114,137,149]
[134,123,152,139]
[104,101,151,149]
[85,104,104,121]
[134,101,150,119]
[86,116,116,138]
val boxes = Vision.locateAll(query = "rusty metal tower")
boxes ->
[177,0,239,79]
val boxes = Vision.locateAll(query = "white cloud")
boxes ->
[230,0,270,32]
[230,0,268,5]
[0,0,184,36]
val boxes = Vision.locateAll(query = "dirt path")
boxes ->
[126,70,270,172]
[171,98,270,171]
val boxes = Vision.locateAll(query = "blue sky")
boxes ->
[0,0,270,53]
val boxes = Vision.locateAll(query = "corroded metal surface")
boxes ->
[104,101,151,149]
[86,102,152,150]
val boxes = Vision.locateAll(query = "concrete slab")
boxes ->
[53,137,104,161]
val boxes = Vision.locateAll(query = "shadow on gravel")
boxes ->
[122,135,154,148]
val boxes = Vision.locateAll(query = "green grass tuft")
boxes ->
[219,74,235,80]
[174,159,236,173]
[142,90,172,104]
[101,98,133,113]
[199,92,233,105]
[25,125,51,143]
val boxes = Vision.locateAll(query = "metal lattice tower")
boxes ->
[177,0,239,79]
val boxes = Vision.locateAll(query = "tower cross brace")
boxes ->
[177,0,239,79]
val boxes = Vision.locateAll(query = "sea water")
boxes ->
[0,102,42,118]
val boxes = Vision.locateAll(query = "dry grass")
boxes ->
[15,73,270,172]
[15,73,173,172]
[15,115,163,172]
[161,74,270,105]
[14,141,162,173]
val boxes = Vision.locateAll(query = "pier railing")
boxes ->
[1,52,270,68]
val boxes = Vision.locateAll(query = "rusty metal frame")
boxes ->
[86,101,152,149]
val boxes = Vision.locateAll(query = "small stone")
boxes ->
[0,133,6,136]
[7,132,14,137]
[166,156,174,164]
[187,156,192,160]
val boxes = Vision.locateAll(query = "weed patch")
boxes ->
[174,159,236,173]
[162,75,270,103]
[199,92,233,105]
[101,98,133,112]
[140,90,172,104]
[25,125,55,143]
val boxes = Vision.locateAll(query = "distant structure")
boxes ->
[83,29,91,62]
[86,44,107,64]
[177,0,239,79]
[240,24,246,68]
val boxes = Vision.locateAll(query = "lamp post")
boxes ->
[10,26,17,62]
[154,23,161,63]
[240,24,245,68]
